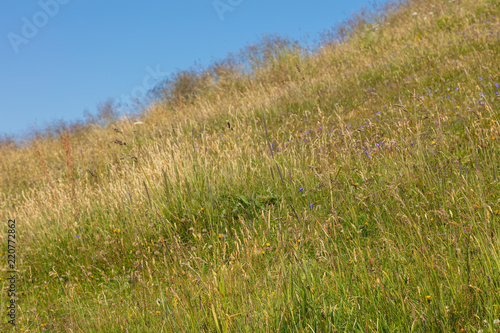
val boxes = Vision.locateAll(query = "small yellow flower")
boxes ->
[353,183,358,187]
[266,242,270,247]
[426,295,431,303]
[200,207,204,211]
[261,250,265,254]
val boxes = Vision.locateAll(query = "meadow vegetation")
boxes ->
[1,0,499,331]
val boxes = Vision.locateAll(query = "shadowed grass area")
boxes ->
[1,0,499,331]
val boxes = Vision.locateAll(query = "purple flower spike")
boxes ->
[309,204,314,209]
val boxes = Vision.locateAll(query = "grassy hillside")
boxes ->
[1,0,499,331]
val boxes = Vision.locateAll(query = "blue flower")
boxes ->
[309,204,314,209]
[299,188,303,192]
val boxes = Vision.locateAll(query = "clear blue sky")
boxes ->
[0,0,383,138]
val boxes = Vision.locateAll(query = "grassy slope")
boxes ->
[1,0,499,331]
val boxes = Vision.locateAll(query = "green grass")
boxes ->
[1,0,499,331]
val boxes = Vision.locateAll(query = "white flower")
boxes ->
[494,319,500,326]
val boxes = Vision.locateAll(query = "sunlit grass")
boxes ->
[1,0,499,331]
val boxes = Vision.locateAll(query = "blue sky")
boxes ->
[0,0,383,138]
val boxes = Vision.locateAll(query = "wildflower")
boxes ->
[410,142,414,146]
[266,242,270,247]
[353,183,358,187]
[309,204,314,209]
[299,187,303,192]
[493,319,500,326]
[425,295,431,303]
[200,207,204,211]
